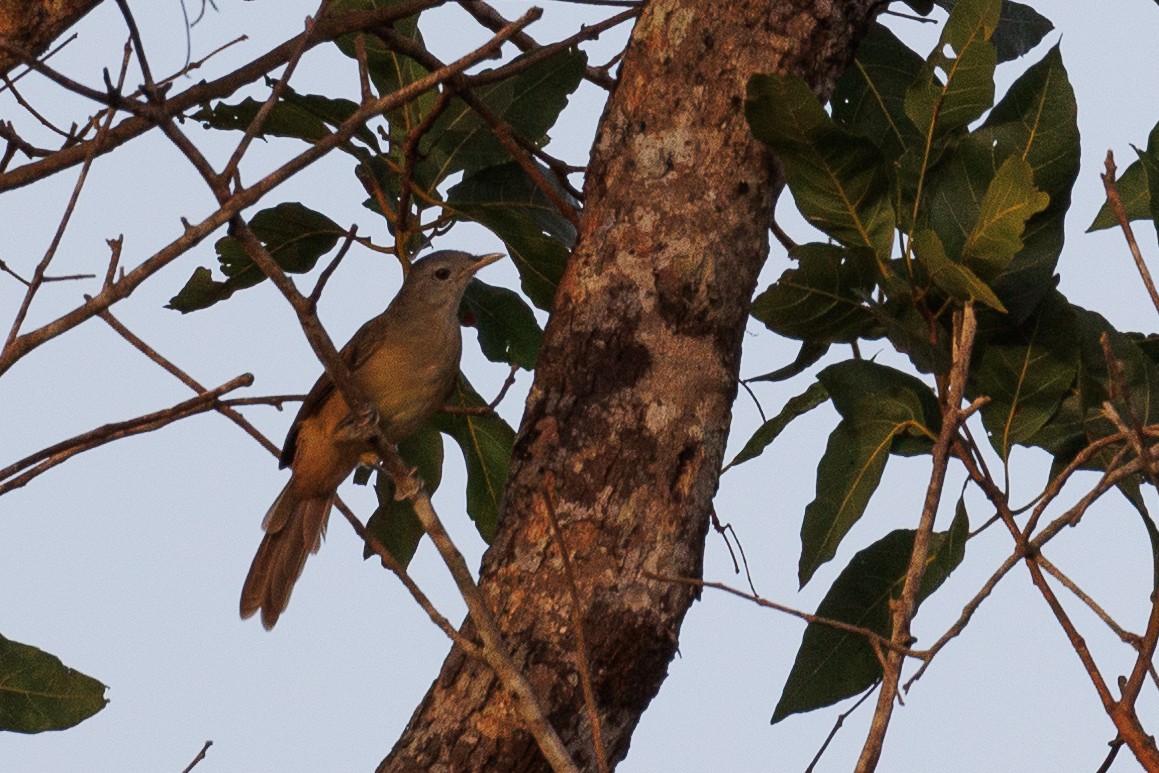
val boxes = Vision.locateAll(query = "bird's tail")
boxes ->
[240,482,332,629]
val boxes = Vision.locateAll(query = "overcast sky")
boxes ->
[4,1,1159,771]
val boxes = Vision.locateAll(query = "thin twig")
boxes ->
[334,500,483,656]
[1101,151,1159,317]
[646,575,925,659]
[1095,738,1124,773]
[310,226,359,303]
[1038,555,1139,646]
[0,374,253,495]
[441,366,519,414]
[179,740,213,773]
[804,684,879,773]
[3,45,130,351]
[0,8,525,378]
[856,304,977,773]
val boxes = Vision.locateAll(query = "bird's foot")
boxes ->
[393,468,423,501]
[337,401,380,442]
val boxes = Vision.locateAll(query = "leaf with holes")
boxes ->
[751,244,878,343]
[167,203,345,312]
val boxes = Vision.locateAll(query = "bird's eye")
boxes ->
[434,267,451,281]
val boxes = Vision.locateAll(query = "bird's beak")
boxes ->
[474,252,505,270]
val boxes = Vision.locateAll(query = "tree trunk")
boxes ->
[383,1,883,770]
[0,0,105,76]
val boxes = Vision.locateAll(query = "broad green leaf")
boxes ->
[420,49,587,182]
[960,156,1049,277]
[365,424,444,567]
[773,503,968,723]
[799,361,942,586]
[1032,303,1159,469]
[922,45,1077,321]
[980,45,1079,319]
[905,0,999,143]
[1088,158,1149,232]
[461,278,544,370]
[1075,306,1159,427]
[872,301,953,375]
[746,341,830,383]
[431,376,516,542]
[168,203,345,312]
[933,0,1053,63]
[724,381,829,471]
[968,290,1078,458]
[191,84,379,149]
[0,636,107,733]
[746,73,896,262]
[445,161,574,309]
[831,23,925,163]
[750,244,878,342]
[913,228,1006,312]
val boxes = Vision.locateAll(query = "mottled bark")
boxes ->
[0,0,105,76]
[383,1,882,770]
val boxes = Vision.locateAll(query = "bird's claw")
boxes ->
[394,468,422,501]
[338,401,380,442]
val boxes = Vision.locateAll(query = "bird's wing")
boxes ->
[278,317,386,469]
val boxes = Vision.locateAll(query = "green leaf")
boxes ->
[1088,158,1149,232]
[445,161,574,310]
[905,0,999,141]
[750,244,878,342]
[168,203,345,312]
[365,425,444,567]
[0,635,107,733]
[773,503,968,723]
[799,361,942,586]
[1075,307,1159,427]
[420,48,587,182]
[431,376,516,542]
[979,44,1079,319]
[746,341,830,383]
[461,278,544,370]
[832,23,925,163]
[746,73,896,261]
[913,228,1006,312]
[933,1,1053,63]
[960,156,1050,277]
[191,84,379,149]
[724,381,829,471]
[968,290,1078,459]
[872,300,952,375]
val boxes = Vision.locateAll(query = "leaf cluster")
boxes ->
[739,0,1159,723]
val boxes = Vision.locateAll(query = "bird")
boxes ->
[240,249,504,629]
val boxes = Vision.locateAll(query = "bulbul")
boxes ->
[240,249,504,629]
